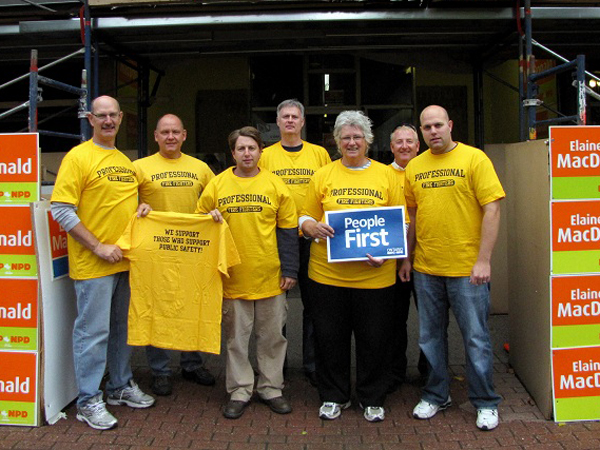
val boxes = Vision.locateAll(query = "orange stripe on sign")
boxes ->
[551,126,600,178]
[0,352,37,403]
[552,201,600,252]
[0,134,38,183]
[0,279,37,329]
[552,275,600,326]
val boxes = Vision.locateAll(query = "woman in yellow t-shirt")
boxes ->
[300,111,406,423]
[197,126,298,420]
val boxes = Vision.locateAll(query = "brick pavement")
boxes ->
[1,359,598,450]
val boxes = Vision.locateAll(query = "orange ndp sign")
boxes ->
[0,134,39,205]
[0,352,36,403]
[0,279,37,329]
[0,207,34,256]
[551,201,600,252]
[47,210,67,259]
[552,275,600,327]
[551,126,600,178]
[553,346,600,399]
[0,135,38,183]
[550,126,600,200]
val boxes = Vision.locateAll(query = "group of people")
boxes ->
[51,95,504,432]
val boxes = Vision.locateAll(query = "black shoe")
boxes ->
[151,375,172,396]
[223,400,249,419]
[260,396,292,414]
[182,367,216,386]
[386,380,402,395]
[305,371,318,387]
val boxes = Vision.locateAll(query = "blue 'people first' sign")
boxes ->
[325,206,407,263]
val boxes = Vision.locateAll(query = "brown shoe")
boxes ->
[261,396,292,414]
[223,400,249,419]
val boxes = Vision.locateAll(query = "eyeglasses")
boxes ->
[340,135,365,143]
[91,112,120,121]
[398,123,417,132]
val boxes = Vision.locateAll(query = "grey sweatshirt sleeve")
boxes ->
[50,202,80,232]
[276,227,300,279]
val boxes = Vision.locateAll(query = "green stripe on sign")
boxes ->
[0,401,37,426]
[552,176,600,200]
[554,395,600,422]
[552,324,600,349]
[0,327,38,351]
[0,182,39,204]
[552,250,600,275]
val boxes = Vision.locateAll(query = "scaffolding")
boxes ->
[520,0,600,140]
[0,1,94,143]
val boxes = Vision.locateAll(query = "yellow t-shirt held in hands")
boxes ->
[117,211,240,353]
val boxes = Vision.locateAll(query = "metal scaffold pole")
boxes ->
[29,49,39,132]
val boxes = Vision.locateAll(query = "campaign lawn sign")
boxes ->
[325,206,407,263]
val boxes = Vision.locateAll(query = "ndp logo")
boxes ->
[0,262,32,271]
[0,335,30,344]
[0,410,28,419]
[0,191,31,199]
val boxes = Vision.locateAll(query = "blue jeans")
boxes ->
[73,271,133,406]
[146,346,204,376]
[414,271,501,410]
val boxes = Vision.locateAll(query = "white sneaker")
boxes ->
[76,398,117,430]
[363,406,385,422]
[318,401,351,420]
[412,397,452,419]
[107,380,155,408]
[476,408,499,431]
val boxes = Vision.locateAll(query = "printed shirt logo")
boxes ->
[97,166,135,183]
[414,167,465,190]
[218,194,272,214]
[328,187,383,206]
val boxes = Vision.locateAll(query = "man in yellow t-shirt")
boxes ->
[197,126,298,420]
[134,114,216,397]
[387,123,428,391]
[50,96,154,431]
[400,105,505,431]
[259,99,331,386]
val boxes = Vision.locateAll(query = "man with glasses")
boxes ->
[133,114,216,396]
[400,105,504,431]
[259,99,331,386]
[387,124,428,393]
[51,95,155,430]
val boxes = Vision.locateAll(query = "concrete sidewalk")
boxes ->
[1,298,598,450]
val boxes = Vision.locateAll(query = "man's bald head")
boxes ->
[419,105,455,155]
[88,95,122,147]
[419,105,449,125]
[154,113,187,159]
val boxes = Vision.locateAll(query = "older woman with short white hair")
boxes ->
[300,110,407,422]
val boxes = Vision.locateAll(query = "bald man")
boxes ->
[400,105,505,431]
[133,114,216,396]
[51,96,155,430]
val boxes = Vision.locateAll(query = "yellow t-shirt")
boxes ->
[403,142,506,277]
[302,159,407,289]
[196,167,298,300]
[260,141,331,214]
[51,139,138,280]
[117,211,240,353]
[390,162,407,190]
[133,152,214,213]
